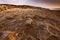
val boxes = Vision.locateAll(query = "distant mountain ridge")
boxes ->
[0,4,49,11]
[0,4,60,11]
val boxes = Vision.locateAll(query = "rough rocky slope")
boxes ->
[0,4,60,40]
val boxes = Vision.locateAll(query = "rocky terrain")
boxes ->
[0,4,60,40]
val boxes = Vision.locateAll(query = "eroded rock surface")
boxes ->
[0,4,60,40]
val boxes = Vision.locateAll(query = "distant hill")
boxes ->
[0,4,50,11]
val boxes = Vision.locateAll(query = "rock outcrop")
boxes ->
[0,4,60,40]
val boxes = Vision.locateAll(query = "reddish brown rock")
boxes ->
[0,4,60,40]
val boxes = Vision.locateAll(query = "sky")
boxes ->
[0,0,60,9]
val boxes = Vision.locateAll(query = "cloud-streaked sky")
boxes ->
[0,0,60,9]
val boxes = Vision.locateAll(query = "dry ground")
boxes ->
[0,4,60,40]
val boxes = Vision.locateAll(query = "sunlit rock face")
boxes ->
[0,0,60,10]
[0,4,60,40]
